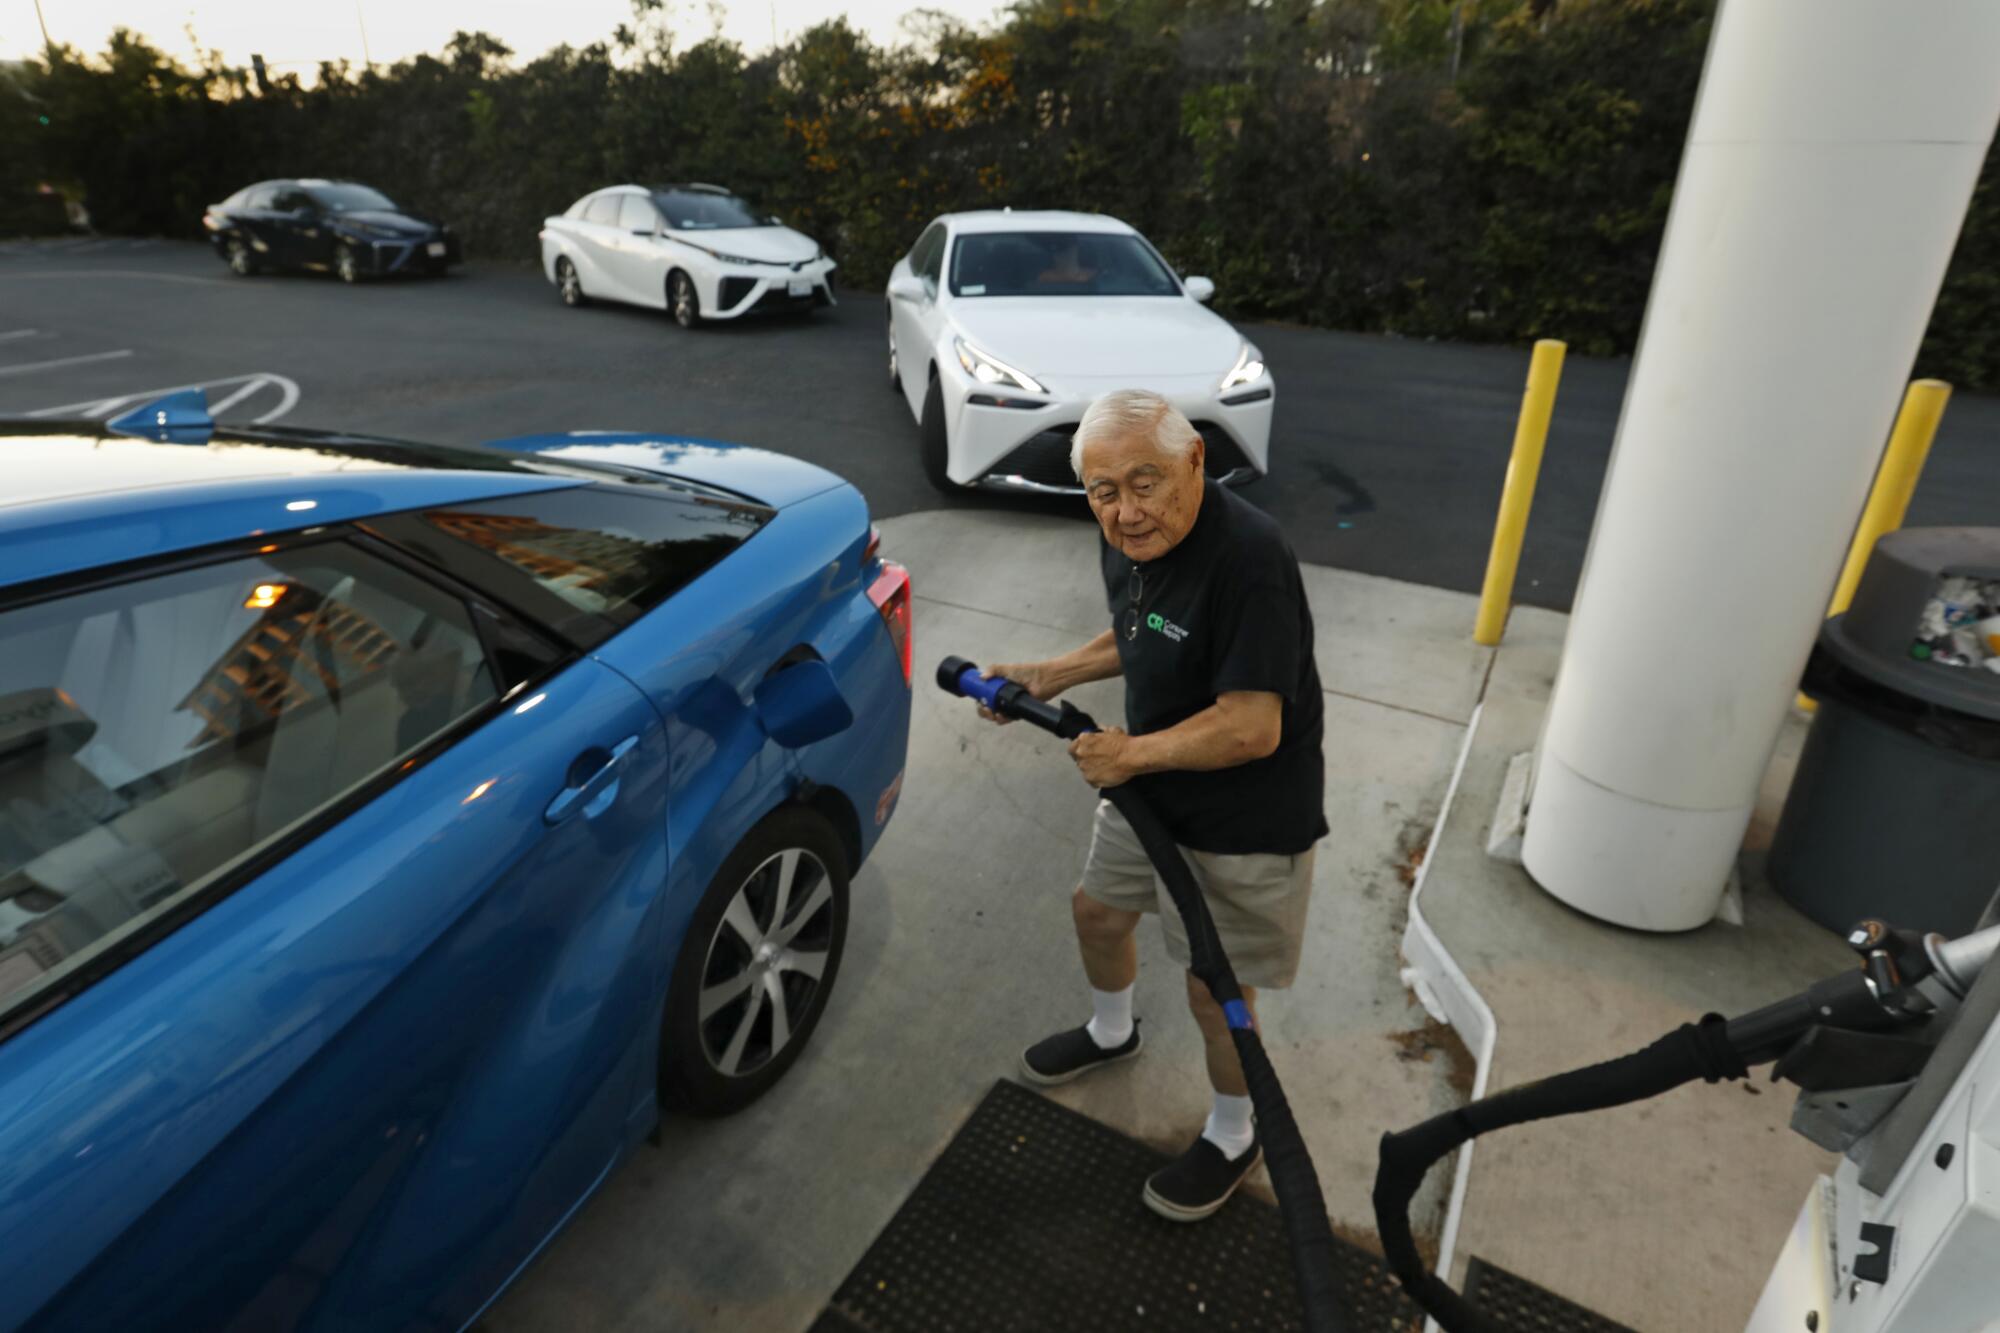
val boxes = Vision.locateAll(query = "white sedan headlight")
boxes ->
[954,337,1046,395]
[1219,341,1266,392]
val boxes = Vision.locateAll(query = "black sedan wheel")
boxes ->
[335,243,361,285]
[661,806,848,1116]
[556,257,586,307]
[669,270,701,330]
[224,237,257,277]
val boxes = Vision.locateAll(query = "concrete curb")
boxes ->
[1397,699,1496,1332]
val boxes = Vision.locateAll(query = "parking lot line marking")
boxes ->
[28,372,301,424]
[0,349,133,379]
[0,330,38,342]
[0,270,237,288]
[206,380,266,415]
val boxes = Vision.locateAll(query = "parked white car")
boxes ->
[884,210,1273,493]
[540,183,836,327]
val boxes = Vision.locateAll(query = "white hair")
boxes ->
[1070,389,1200,480]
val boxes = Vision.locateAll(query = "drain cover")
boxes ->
[1462,1257,1637,1333]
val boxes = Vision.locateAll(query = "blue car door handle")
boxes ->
[544,735,640,826]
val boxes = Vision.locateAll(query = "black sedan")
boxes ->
[202,179,461,282]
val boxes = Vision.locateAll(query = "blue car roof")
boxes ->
[0,422,590,590]
[483,432,845,509]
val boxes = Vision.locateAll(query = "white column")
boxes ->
[1521,0,2000,931]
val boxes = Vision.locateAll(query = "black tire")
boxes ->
[887,311,902,392]
[556,256,586,307]
[335,243,361,285]
[669,270,701,329]
[224,236,258,277]
[920,375,953,493]
[661,805,849,1116]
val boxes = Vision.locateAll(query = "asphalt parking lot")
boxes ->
[8,236,1993,612]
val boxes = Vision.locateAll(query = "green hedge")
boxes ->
[4,0,1995,387]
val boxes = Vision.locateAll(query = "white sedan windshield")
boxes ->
[655,190,768,230]
[949,232,1179,298]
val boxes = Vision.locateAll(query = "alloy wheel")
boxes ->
[672,273,697,328]
[336,245,358,284]
[227,239,252,276]
[696,847,835,1079]
[558,258,582,306]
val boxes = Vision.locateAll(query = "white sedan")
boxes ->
[885,210,1273,493]
[539,183,837,328]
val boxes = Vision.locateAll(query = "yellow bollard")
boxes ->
[1798,377,1952,711]
[1473,339,1566,646]
[1830,379,1951,616]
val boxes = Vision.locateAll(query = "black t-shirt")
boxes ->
[1101,482,1328,855]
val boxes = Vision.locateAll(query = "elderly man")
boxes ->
[984,388,1327,1222]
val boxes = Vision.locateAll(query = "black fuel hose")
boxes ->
[1370,965,1908,1331]
[939,656,1346,1333]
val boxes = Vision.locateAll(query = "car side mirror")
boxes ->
[887,273,927,304]
[754,658,854,749]
[1184,276,1215,303]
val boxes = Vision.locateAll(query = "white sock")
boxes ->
[1202,1092,1256,1161]
[1084,984,1134,1049]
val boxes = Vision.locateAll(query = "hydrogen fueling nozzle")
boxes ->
[935,655,1087,738]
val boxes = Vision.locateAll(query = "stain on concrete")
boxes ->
[1393,817,1434,890]
[1386,1016,1477,1100]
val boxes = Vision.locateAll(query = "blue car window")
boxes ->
[371,485,769,646]
[0,543,497,1022]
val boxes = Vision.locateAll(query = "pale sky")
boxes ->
[8,0,1006,76]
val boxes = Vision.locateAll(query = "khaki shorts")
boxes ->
[1079,799,1317,989]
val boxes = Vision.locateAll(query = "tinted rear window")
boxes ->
[370,484,772,646]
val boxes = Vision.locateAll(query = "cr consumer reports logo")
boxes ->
[1146,612,1189,643]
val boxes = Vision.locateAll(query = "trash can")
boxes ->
[1770,527,2000,937]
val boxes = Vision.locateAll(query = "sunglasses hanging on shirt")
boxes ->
[1122,566,1144,641]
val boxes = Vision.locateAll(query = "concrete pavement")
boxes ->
[1413,606,1853,1329]
[485,509,1490,1332]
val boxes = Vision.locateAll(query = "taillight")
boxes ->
[868,560,912,686]
[864,524,882,566]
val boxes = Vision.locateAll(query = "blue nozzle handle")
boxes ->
[935,654,1088,738]
[940,657,1005,710]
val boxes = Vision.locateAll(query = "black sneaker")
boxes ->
[1143,1131,1262,1222]
[1018,1021,1143,1086]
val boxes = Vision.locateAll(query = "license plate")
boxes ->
[426,241,447,257]
[787,278,811,297]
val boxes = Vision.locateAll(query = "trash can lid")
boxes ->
[1823,526,2000,721]
[1820,617,2000,721]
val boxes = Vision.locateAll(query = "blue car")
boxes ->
[0,399,912,1331]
